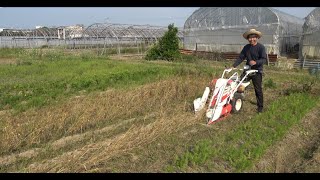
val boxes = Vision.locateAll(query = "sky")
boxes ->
[0,7,316,29]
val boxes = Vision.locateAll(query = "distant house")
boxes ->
[0,28,11,33]
[36,26,45,29]
[58,24,84,39]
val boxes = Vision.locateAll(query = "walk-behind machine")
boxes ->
[193,65,258,125]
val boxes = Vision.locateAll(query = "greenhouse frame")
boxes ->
[300,7,320,59]
[0,23,183,54]
[183,7,304,56]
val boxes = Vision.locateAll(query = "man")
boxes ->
[231,29,266,113]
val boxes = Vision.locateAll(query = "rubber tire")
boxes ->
[231,93,243,113]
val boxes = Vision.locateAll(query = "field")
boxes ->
[0,48,319,172]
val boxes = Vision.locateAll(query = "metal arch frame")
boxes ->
[1,23,183,41]
[83,22,182,43]
[127,25,143,40]
[98,23,118,38]
[1,27,58,39]
[36,28,49,39]
[110,24,126,39]
[84,23,107,38]
[147,25,164,39]
[132,26,151,40]
[0,22,184,49]
[138,25,157,41]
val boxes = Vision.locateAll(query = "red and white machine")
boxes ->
[193,65,258,125]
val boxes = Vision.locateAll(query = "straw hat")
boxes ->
[243,29,262,39]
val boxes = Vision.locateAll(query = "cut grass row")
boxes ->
[168,92,318,172]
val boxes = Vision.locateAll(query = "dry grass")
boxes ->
[0,148,41,167]
[25,110,202,172]
[0,116,140,168]
[0,74,209,171]
[50,117,138,150]
[0,58,17,65]
[301,148,320,173]
[1,76,202,150]
[2,60,318,172]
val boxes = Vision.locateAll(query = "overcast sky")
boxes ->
[0,7,316,29]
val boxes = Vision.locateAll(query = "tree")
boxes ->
[145,24,181,61]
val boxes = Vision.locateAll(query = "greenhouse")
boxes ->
[0,23,183,53]
[300,7,320,59]
[81,23,183,49]
[183,7,304,56]
[0,27,59,48]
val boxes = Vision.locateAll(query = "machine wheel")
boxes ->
[231,93,243,113]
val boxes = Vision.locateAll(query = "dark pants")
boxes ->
[247,72,263,110]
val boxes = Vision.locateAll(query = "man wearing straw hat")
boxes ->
[231,29,267,113]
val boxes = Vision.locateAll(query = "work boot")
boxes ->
[257,107,263,113]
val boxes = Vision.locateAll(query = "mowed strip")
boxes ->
[0,75,208,172]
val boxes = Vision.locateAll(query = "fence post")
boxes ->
[117,41,121,56]
[302,53,306,69]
